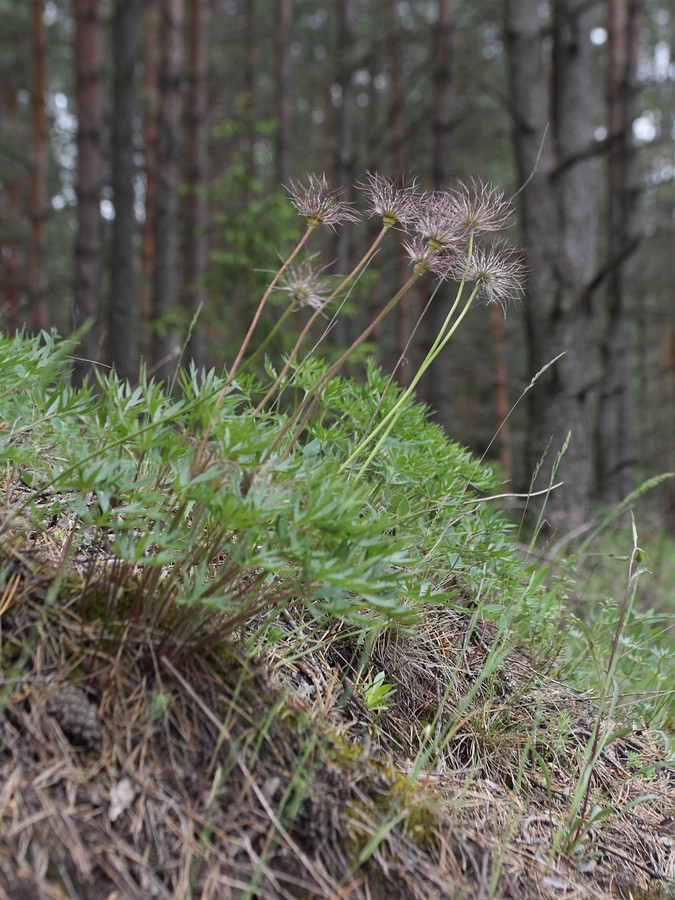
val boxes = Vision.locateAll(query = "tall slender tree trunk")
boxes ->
[275,0,292,186]
[423,0,455,425]
[333,0,356,346]
[72,0,105,385]
[387,0,412,385]
[184,0,209,369]
[504,0,599,529]
[595,0,643,503]
[109,0,141,383]
[140,0,160,361]
[2,22,22,332]
[242,0,256,203]
[28,0,49,335]
[152,0,184,383]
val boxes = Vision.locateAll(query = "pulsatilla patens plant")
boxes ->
[0,172,525,665]
[216,171,525,470]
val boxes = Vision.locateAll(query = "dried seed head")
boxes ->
[460,243,526,309]
[280,258,333,311]
[450,179,513,234]
[414,190,468,250]
[358,171,421,228]
[402,235,433,272]
[286,173,360,230]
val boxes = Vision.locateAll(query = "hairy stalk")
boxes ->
[253,224,391,415]
[352,282,480,482]
[341,234,476,479]
[240,300,298,374]
[265,267,423,461]
[199,225,314,453]
[227,226,314,386]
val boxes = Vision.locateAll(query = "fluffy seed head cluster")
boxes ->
[414,190,468,251]
[280,258,333,311]
[460,242,526,309]
[402,235,461,277]
[450,179,512,234]
[283,171,524,304]
[286,173,359,230]
[358,172,421,228]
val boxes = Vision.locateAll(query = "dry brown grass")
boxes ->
[1,531,674,899]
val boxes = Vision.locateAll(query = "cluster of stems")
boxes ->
[207,172,524,474]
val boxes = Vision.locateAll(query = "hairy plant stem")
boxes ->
[199,225,314,454]
[265,267,423,461]
[240,300,298,374]
[253,224,391,415]
[353,283,480,481]
[342,233,476,480]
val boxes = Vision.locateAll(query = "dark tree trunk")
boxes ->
[504,0,599,529]
[72,0,105,386]
[387,0,412,385]
[140,0,160,361]
[332,0,356,346]
[152,0,184,383]
[242,0,256,202]
[2,21,22,332]
[184,0,209,370]
[109,0,141,384]
[595,0,643,504]
[275,0,292,186]
[423,0,455,424]
[28,0,49,335]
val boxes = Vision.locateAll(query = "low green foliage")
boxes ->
[0,331,527,651]
[1,329,672,736]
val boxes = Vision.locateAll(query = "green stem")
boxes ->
[199,224,314,454]
[340,233,476,476]
[350,282,480,482]
[242,301,298,374]
[226,224,314,387]
[254,224,391,416]
[266,266,423,461]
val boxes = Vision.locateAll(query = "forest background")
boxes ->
[0,0,673,532]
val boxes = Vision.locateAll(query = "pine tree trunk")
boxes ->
[423,0,455,425]
[275,0,292,186]
[490,304,514,488]
[387,0,412,386]
[595,0,642,504]
[504,0,599,529]
[2,21,22,333]
[332,0,356,346]
[28,0,49,335]
[152,0,184,383]
[184,0,209,370]
[140,0,160,361]
[109,0,141,383]
[242,0,256,203]
[72,0,105,385]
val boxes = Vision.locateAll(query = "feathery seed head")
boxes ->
[414,190,468,250]
[359,171,421,228]
[280,258,333,311]
[460,242,526,309]
[402,235,460,277]
[450,179,512,234]
[286,173,359,230]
